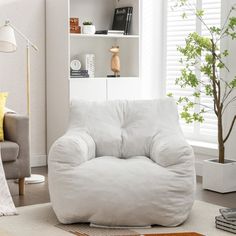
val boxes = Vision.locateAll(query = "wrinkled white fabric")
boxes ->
[0,151,17,216]
[49,99,195,226]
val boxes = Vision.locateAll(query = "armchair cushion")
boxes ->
[49,132,95,166]
[69,99,180,158]
[0,141,19,162]
[150,130,193,167]
[49,155,195,226]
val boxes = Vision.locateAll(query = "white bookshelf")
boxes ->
[46,0,142,150]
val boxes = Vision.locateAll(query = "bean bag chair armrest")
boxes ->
[49,132,95,166]
[150,130,194,167]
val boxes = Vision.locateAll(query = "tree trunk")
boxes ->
[218,114,225,163]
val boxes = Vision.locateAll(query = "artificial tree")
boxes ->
[170,0,236,163]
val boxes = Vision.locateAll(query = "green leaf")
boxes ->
[196,9,204,17]
[205,84,213,96]
[229,78,236,88]
[222,50,229,57]
[181,12,187,19]
[167,93,173,97]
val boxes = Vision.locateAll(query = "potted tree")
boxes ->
[171,0,236,193]
[82,21,96,35]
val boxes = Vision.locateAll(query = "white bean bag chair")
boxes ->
[48,99,195,227]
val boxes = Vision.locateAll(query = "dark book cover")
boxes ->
[126,7,133,35]
[112,7,133,32]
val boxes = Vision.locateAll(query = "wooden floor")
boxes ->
[8,167,50,207]
[8,167,236,208]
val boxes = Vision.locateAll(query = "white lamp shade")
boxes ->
[0,25,17,52]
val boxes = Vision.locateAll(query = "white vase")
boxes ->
[82,25,96,35]
[202,159,236,193]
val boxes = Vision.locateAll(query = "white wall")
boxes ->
[0,0,46,166]
[141,0,165,99]
[224,0,236,161]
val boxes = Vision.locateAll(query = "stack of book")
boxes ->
[70,69,89,78]
[112,7,133,35]
[216,208,236,234]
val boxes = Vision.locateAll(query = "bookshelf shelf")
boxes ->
[70,33,140,39]
[69,77,139,81]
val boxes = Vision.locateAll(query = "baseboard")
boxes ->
[31,154,47,167]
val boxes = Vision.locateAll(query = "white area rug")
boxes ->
[0,152,17,216]
[0,200,232,236]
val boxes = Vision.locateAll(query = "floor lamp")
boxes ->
[0,20,45,184]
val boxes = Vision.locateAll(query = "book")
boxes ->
[107,30,125,35]
[95,30,108,34]
[216,223,236,234]
[216,215,236,227]
[216,220,236,230]
[71,69,88,73]
[71,74,89,77]
[125,7,133,35]
[112,7,133,34]
[71,75,89,78]
[220,208,236,221]
[70,69,89,78]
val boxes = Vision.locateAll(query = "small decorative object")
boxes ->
[108,46,120,77]
[171,1,236,192]
[70,59,81,71]
[112,7,133,35]
[70,17,81,34]
[82,21,96,35]
[84,54,95,78]
[70,18,79,26]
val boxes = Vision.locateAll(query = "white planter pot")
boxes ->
[203,159,236,193]
[82,25,96,35]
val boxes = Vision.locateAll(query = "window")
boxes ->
[165,0,221,143]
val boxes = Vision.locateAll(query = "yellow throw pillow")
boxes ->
[0,93,8,141]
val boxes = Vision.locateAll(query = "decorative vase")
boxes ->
[202,159,236,193]
[82,25,96,35]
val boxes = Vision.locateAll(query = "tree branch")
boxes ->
[217,7,234,42]
[180,1,214,38]
[214,101,218,116]
[197,103,214,111]
[214,53,230,72]
[222,88,234,104]
[224,115,236,143]
[222,97,236,114]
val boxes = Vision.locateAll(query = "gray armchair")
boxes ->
[1,113,30,195]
